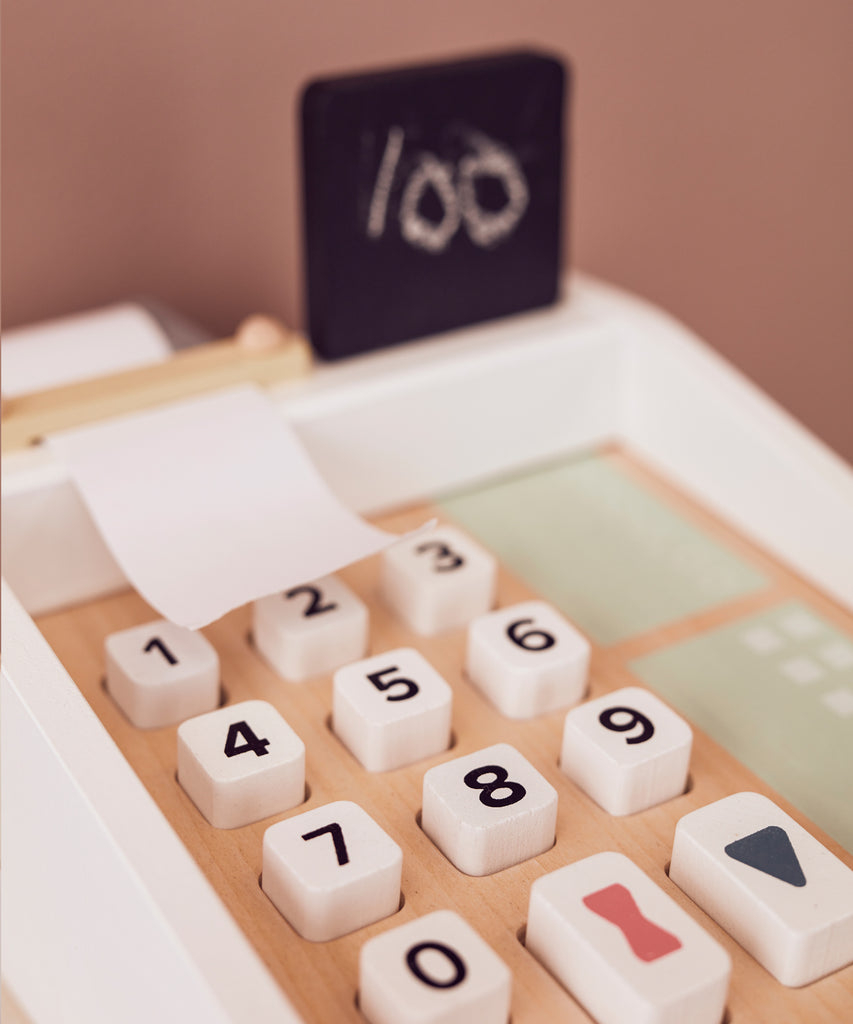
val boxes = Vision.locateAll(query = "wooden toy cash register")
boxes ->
[3,51,853,1024]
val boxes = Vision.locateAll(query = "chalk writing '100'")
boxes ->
[367,126,529,254]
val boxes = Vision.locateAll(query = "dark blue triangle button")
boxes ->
[725,825,807,887]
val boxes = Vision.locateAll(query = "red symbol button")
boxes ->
[583,883,682,962]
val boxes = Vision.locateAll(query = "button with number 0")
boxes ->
[422,742,557,875]
[252,574,368,682]
[262,800,402,941]
[466,600,590,719]
[360,909,511,1024]
[560,687,692,815]
[381,524,497,635]
[177,699,305,828]
[105,619,220,728]
[333,647,452,771]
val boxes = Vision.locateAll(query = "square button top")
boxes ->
[671,791,853,985]
[381,525,497,635]
[105,619,220,728]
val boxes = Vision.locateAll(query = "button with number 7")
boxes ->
[263,800,402,941]
[177,699,305,828]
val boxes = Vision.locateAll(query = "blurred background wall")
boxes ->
[3,0,851,460]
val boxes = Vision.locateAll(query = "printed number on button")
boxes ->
[381,524,497,634]
[560,686,692,815]
[262,800,402,941]
[466,600,590,718]
[333,647,452,771]
[360,910,511,1024]
[253,574,368,682]
[422,742,557,875]
[177,699,305,828]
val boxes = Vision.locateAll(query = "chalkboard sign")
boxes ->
[301,51,568,360]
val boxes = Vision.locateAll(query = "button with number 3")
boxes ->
[422,742,557,875]
[381,524,497,635]
[262,800,402,941]
[560,687,692,815]
[177,699,305,828]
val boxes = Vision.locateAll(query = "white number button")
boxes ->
[105,619,219,728]
[177,699,305,828]
[360,909,511,1024]
[381,524,496,635]
[262,800,402,941]
[252,574,368,682]
[466,600,590,718]
[560,687,692,815]
[527,851,731,1024]
[422,743,557,875]
[671,791,853,985]
[333,648,452,771]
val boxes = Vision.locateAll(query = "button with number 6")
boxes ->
[177,699,305,828]
[560,687,692,815]
[466,600,590,719]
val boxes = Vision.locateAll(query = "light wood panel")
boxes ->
[34,451,853,1024]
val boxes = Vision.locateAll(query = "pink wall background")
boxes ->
[3,1,851,461]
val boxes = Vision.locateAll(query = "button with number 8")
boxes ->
[177,699,305,828]
[466,600,590,719]
[422,742,557,875]
[560,687,692,816]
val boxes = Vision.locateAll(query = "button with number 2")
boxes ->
[177,699,305,828]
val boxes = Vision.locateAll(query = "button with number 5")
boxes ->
[560,687,692,815]
[333,648,452,771]
[177,699,305,828]
[422,742,557,875]
[466,600,590,719]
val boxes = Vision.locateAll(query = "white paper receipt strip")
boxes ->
[47,385,411,628]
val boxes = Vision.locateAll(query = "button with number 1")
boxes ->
[177,699,305,828]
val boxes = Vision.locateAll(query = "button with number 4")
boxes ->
[466,600,590,719]
[422,742,557,875]
[560,687,692,815]
[105,619,220,728]
[381,524,497,635]
[333,648,452,771]
[177,699,305,828]
[360,910,511,1024]
[262,800,402,941]
[253,574,368,682]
